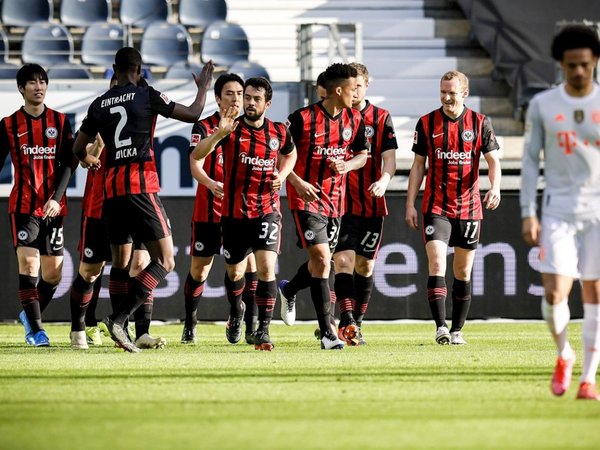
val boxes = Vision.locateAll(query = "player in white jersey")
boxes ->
[520,25,600,400]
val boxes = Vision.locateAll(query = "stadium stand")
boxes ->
[178,0,227,29]
[47,63,93,79]
[119,0,171,28]
[80,23,127,67]
[228,60,270,80]
[21,22,73,66]
[60,0,111,27]
[140,22,192,67]
[0,28,19,79]
[164,61,204,79]
[200,20,249,67]
[1,0,52,27]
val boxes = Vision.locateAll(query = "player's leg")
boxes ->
[243,253,258,343]
[334,249,358,343]
[182,255,214,343]
[224,260,247,345]
[449,247,476,344]
[253,249,278,351]
[353,255,376,345]
[69,260,104,349]
[37,216,65,313]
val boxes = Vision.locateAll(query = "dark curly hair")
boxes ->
[551,25,600,61]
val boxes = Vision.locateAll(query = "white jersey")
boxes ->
[520,83,600,221]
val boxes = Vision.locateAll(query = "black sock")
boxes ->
[108,267,130,316]
[224,274,245,317]
[285,261,311,297]
[310,277,331,337]
[335,272,354,323]
[256,279,277,332]
[70,274,94,332]
[19,274,42,332]
[38,278,58,312]
[353,272,373,325]
[134,295,153,339]
[451,279,471,332]
[183,273,205,328]
[427,276,447,328]
[85,277,102,327]
[243,271,258,331]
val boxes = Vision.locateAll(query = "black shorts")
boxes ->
[78,216,112,264]
[422,214,481,249]
[334,214,384,260]
[292,210,341,252]
[103,193,172,246]
[10,213,64,256]
[190,221,222,257]
[221,213,281,265]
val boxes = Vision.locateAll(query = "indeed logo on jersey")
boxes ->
[239,152,275,171]
[435,147,471,165]
[315,145,347,159]
[21,144,56,159]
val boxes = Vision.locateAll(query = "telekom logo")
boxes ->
[557,130,577,154]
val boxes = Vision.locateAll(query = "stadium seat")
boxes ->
[200,21,250,67]
[229,61,270,80]
[120,0,170,28]
[0,29,18,79]
[0,65,19,79]
[81,23,127,67]
[178,0,227,28]
[60,0,111,27]
[21,23,73,66]
[48,64,93,79]
[140,22,192,67]
[1,0,52,27]
[164,61,204,79]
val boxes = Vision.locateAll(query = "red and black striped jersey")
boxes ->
[79,83,175,198]
[0,106,74,217]
[81,149,107,219]
[218,116,294,219]
[412,107,499,220]
[346,101,397,217]
[189,112,224,223]
[286,101,369,218]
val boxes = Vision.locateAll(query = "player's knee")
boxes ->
[355,260,374,277]
[160,257,175,273]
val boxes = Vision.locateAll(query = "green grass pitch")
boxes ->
[0,322,599,450]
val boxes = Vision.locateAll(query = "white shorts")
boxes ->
[540,215,600,280]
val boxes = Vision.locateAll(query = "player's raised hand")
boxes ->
[192,60,215,91]
[217,105,239,136]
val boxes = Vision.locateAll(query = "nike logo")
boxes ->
[467,239,478,245]
[265,240,277,245]
[432,132,444,138]
[314,132,326,138]
[239,138,251,142]
[18,131,28,138]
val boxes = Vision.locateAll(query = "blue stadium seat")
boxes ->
[0,28,22,78]
[48,64,93,79]
[141,22,192,67]
[164,61,204,79]
[229,61,270,81]
[81,23,126,66]
[0,65,19,79]
[1,0,52,27]
[120,0,170,28]
[178,0,227,28]
[22,23,73,66]
[201,21,249,67]
[60,0,111,27]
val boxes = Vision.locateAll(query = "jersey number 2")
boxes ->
[110,106,132,148]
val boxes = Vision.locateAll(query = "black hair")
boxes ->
[551,25,600,61]
[322,63,357,92]
[114,47,142,72]
[214,73,244,98]
[16,64,48,89]
[316,71,326,88]
[244,77,272,102]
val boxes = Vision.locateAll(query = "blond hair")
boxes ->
[441,70,469,92]
[349,62,369,81]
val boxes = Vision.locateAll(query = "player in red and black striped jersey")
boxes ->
[192,77,297,351]
[405,71,501,345]
[279,63,369,350]
[0,64,75,347]
[73,47,214,352]
[181,73,260,346]
[333,63,397,346]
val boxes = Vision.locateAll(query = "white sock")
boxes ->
[581,303,600,384]
[541,299,574,359]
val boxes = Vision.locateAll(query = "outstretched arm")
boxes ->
[170,61,215,123]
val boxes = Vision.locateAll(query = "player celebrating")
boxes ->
[333,62,397,345]
[192,77,297,350]
[279,63,369,350]
[0,64,75,347]
[521,25,600,400]
[405,70,501,345]
[73,47,214,352]
[182,73,258,345]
